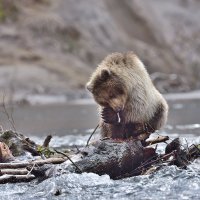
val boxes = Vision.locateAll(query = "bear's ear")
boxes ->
[100,69,111,81]
[86,82,93,92]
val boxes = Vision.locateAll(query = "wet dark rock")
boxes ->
[165,138,181,154]
[54,188,62,196]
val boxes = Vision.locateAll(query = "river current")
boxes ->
[0,98,199,200]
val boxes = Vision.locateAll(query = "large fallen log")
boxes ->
[69,139,156,179]
[54,137,200,179]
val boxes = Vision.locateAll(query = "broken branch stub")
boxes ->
[0,142,15,162]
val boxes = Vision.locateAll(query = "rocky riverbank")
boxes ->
[0,0,199,101]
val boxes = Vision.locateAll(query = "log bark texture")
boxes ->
[70,139,156,179]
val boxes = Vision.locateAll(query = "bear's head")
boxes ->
[86,68,128,112]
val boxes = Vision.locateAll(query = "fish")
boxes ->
[117,112,121,123]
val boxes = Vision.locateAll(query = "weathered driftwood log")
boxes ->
[0,157,67,184]
[145,135,169,146]
[0,174,35,184]
[25,139,158,180]
[55,137,200,180]
[0,168,28,175]
[64,139,157,179]
[0,157,67,169]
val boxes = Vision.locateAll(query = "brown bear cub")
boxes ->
[86,52,168,140]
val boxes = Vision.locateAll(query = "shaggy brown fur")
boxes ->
[86,52,168,139]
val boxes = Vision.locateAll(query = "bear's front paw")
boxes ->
[101,107,119,124]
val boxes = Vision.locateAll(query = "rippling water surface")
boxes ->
[0,130,199,200]
[0,99,200,200]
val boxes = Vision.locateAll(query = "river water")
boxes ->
[0,96,199,200]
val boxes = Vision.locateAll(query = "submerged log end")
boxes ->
[0,142,15,162]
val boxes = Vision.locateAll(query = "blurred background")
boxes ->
[0,0,200,136]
